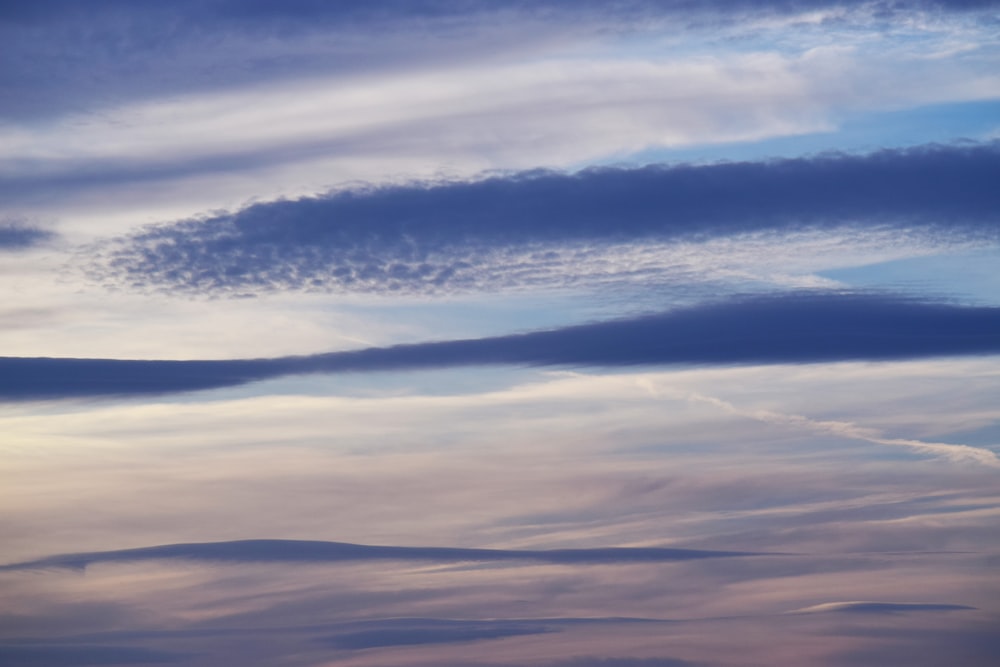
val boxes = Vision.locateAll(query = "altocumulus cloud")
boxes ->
[88,143,1000,296]
[1,292,998,401]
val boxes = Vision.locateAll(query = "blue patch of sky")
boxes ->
[596,99,1000,168]
[155,366,551,405]
[332,293,616,342]
[818,246,1000,306]
[937,421,1000,451]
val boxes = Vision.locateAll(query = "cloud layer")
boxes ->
[6,0,994,120]
[2,292,998,400]
[88,144,1000,295]
[1,539,766,572]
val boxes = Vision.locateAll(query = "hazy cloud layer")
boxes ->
[2,292,998,401]
[88,144,1000,296]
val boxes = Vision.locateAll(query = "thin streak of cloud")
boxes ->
[789,601,976,614]
[674,390,1000,467]
[0,539,768,572]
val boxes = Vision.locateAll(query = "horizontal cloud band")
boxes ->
[2,292,1000,400]
[1,539,768,572]
[92,143,1000,294]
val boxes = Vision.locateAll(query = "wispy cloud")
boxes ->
[669,390,1000,466]
[790,601,976,614]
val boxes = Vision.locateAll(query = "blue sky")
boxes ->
[1,2,999,666]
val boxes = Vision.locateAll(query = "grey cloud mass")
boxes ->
[87,144,1000,296]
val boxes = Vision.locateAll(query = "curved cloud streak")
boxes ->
[791,601,976,614]
[1,292,998,401]
[89,144,1000,295]
[0,539,766,572]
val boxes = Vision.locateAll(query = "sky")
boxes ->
[1,1,999,665]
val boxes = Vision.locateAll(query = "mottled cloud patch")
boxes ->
[2,292,998,402]
[86,144,1000,296]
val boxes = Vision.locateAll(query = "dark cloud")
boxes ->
[0,644,190,666]
[0,539,767,572]
[1,291,998,401]
[87,143,1000,296]
[0,222,54,251]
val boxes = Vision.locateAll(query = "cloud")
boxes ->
[321,619,553,649]
[0,644,190,666]
[827,624,1000,667]
[790,601,976,614]
[86,144,1000,296]
[441,658,703,667]
[6,0,991,119]
[0,539,766,572]
[6,0,907,122]
[1,292,998,401]
[0,222,54,251]
[668,389,1000,465]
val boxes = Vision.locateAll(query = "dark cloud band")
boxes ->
[89,143,1000,295]
[1,292,998,401]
